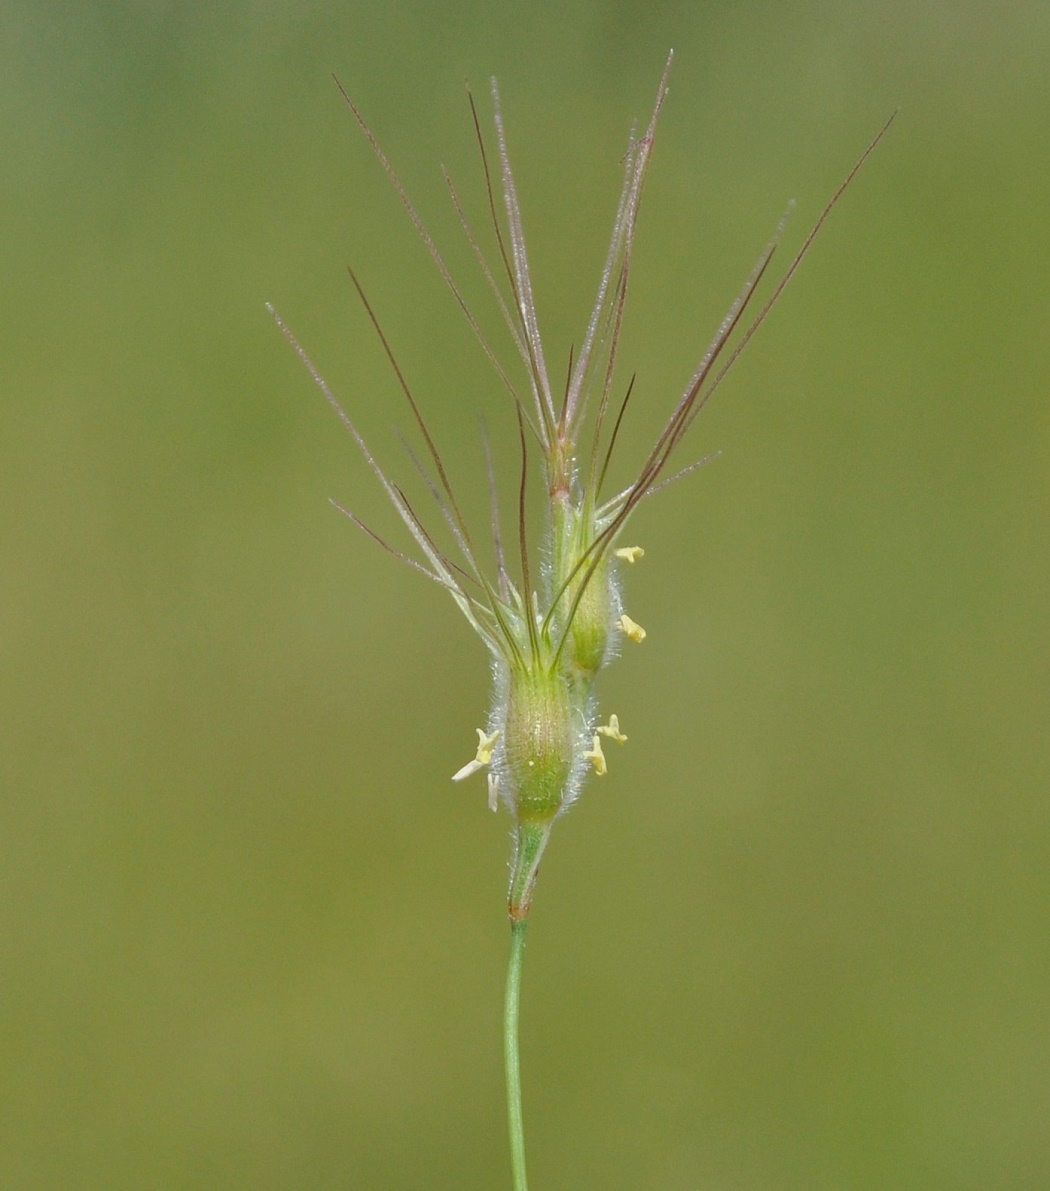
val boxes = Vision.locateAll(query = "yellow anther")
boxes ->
[619,613,647,643]
[583,734,607,776]
[597,714,627,744]
[614,546,645,564]
[451,727,500,782]
[474,727,500,765]
[487,772,500,812]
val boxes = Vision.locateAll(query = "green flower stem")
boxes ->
[508,823,551,922]
[504,917,530,1191]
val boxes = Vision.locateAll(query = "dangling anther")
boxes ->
[614,546,645,564]
[597,714,627,744]
[452,727,501,782]
[618,613,647,643]
[583,734,607,776]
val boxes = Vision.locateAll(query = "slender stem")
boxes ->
[504,918,530,1190]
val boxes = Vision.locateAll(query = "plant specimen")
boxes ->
[270,50,892,1190]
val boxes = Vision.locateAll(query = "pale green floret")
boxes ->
[564,551,614,681]
[547,498,618,684]
[502,665,579,825]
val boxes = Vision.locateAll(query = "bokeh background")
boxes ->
[3,2,1048,1187]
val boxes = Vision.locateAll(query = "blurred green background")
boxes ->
[3,1,1048,1187]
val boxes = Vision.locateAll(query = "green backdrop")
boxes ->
[3,2,1048,1187]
